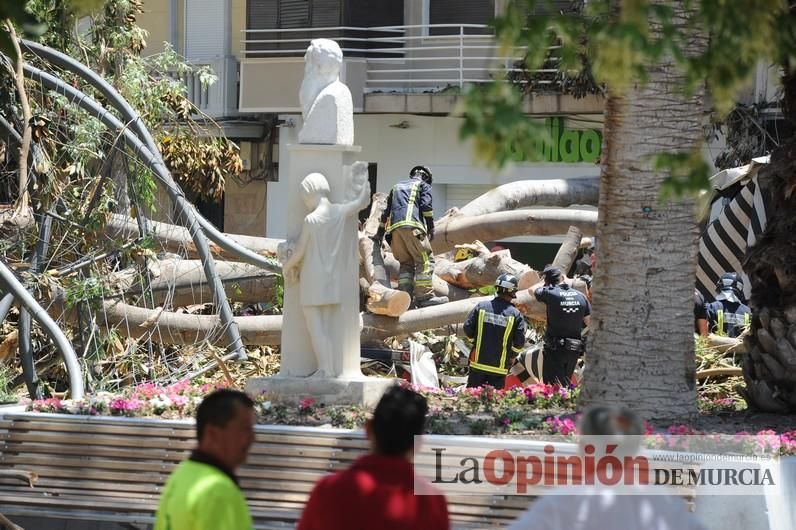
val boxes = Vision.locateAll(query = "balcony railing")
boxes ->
[169,57,239,119]
[241,24,558,92]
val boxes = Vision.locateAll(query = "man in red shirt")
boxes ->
[297,386,450,530]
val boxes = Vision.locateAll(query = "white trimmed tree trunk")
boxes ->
[578,7,706,421]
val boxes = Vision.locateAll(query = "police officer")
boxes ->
[376,166,448,308]
[706,273,751,338]
[533,265,591,386]
[463,273,527,389]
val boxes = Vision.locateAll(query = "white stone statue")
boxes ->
[298,39,354,145]
[279,162,370,377]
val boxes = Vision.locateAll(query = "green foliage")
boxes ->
[461,0,794,198]
[0,1,47,61]
[655,149,711,203]
[458,82,549,167]
[0,363,17,403]
[64,276,107,309]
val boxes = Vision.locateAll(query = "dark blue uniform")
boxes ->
[706,300,751,338]
[463,297,526,389]
[534,283,591,386]
[380,178,434,236]
[379,178,436,300]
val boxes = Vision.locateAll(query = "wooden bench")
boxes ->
[0,411,537,529]
[0,410,696,529]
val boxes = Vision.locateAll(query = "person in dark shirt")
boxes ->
[463,273,527,389]
[532,266,591,386]
[694,289,708,336]
[706,273,751,338]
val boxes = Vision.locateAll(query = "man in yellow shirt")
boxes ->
[155,389,256,530]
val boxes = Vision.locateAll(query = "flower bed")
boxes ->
[20,379,796,455]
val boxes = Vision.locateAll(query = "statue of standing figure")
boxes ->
[298,39,354,146]
[280,162,370,377]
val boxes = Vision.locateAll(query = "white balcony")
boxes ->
[238,24,591,114]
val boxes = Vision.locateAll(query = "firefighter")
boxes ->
[532,266,591,387]
[706,273,751,338]
[376,166,447,308]
[463,273,527,389]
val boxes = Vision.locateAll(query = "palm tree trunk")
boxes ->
[741,65,796,412]
[579,6,706,421]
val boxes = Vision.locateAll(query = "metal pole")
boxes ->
[0,261,84,400]
[20,40,280,274]
[22,63,247,359]
[459,25,464,89]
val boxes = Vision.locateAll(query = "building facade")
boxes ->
[138,0,770,266]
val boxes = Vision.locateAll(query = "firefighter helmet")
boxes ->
[410,165,432,184]
[495,273,519,293]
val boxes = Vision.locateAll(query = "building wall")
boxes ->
[138,0,172,55]
[224,178,268,235]
[137,0,245,59]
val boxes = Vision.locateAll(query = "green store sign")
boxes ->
[510,117,602,164]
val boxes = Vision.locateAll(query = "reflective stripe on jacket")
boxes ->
[706,300,751,338]
[463,297,526,375]
[380,178,433,234]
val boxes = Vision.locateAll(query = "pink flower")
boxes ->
[109,398,142,413]
[545,415,577,435]
[299,397,316,411]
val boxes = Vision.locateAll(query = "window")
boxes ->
[428,0,495,35]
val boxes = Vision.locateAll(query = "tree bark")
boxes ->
[740,47,796,411]
[111,259,279,307]
[444,177,599,218]
[433,275,472,302]
[433,209,597,254]
[578,7,706,421]
[434,249,532,290]
[5,22,32,216]
[106,214,282,260]
[366,282,411,317]
[551,226,583,273]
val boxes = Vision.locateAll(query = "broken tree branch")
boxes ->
[5,23,32,216]
[434,209,597,254]
[443,178,599,219]
[105,214,282,267]
[551,225,583,273]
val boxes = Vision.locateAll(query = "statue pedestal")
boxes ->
[278,143,363,377]
[246,375,397,408]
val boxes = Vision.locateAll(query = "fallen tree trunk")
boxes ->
[706,334,748,355]
[444,178,599,219]
[106,215,283,265]
[366,282,411,316]
[697,367,743,379]
[112,259,279,307]
[48,293,553,346]
[435,249,534,290]
[551,226,583,273]
[433,275,472,302]
[433,209,597,254]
